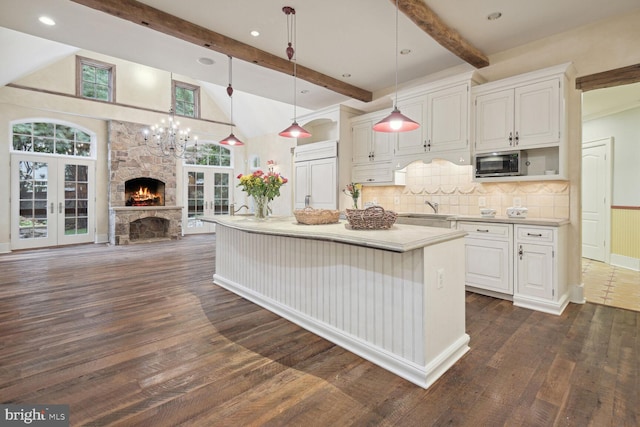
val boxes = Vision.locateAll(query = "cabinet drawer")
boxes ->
[516,226,554,242]
[459,222,511,239]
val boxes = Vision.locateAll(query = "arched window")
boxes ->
[11,121,95,158]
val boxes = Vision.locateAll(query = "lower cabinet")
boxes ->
[513,225,568,315]
[459,221,569,315]
[458,222,513,296]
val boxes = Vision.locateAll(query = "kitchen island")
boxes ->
[202,215,469,389]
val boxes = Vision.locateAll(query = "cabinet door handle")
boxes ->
[515,131,519,145]
[508,132,513,146]
[476,229,489,233]
[527,233,543,237]
[427,140,431,151]
[59,202,63,214]
[423,140,427,149]
[518,245,524,260]
[50,202,55,214]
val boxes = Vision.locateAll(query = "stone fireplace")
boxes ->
[108,121,182,245]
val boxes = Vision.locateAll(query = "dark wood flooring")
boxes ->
[0,235,638,426]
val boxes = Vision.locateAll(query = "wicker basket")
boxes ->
[294,207,340,225]
[345,206,398,230]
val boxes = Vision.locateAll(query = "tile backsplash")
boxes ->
[362,159,570,219]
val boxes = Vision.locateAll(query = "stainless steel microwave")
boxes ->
[475,151,524,178]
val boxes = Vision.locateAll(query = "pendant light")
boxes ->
[279,6,311,139]
[219,56,244,146]
[373,0,420,133]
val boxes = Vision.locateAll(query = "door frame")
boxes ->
[11,153,96,250]
[581,137,613,263]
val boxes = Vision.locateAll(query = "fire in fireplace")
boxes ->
[125,178,165,206]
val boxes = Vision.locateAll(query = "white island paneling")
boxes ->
[207,216,469,389]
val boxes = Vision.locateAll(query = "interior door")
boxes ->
[11,154,95,250]
[581,138,612,262]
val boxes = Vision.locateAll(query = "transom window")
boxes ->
[11,121,94,158]
[77,56,115,102]
[173,80,200,118]
[185,143,232,167]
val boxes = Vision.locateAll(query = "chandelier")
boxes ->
[144,73,198,159]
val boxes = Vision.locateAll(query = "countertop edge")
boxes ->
[202,216,467,253]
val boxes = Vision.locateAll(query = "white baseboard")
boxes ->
[610,254,640,271]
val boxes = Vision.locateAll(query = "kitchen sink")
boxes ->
[395,213,454,229]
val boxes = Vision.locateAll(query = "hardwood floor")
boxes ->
[1,235,638,426]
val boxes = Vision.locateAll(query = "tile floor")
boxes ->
[582,258,640,312]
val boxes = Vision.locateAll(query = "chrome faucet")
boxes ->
[229,203,249,215]
[425,201,439,214]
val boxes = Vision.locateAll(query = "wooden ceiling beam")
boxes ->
[576,63,640,91]
[394,0,489,69]
[70,0,373,103]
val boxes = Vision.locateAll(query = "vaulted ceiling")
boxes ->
[1,0,639,137]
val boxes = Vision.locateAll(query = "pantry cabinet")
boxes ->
[293,140,338,210]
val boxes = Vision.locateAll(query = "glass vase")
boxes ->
[253,195,269,219]
[352,197,359,210]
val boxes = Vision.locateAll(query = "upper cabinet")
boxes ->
[396,82,470,162]
[473,78,560,152]
[471,63,574,182]
[352,112,394,165]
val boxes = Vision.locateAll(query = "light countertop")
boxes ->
[397,212,570,227]
[202,215,467,253]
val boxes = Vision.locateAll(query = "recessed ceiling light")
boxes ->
[250,30,260,37]
[197,57,215,65]
[487,12,502,21]
[400,49,411,55]
[38,16,56,26]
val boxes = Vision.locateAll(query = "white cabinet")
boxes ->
[293,141,338,210]
[395,83,470,165]
[474,78,560,152]
[350,112,396,184]
[458,222,513,296]
[513,224,569,315]
[351,114,394,164]
[459,220,569,315]
[294,157,337,209]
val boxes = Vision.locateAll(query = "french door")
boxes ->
[11,154,95,250]
[183,167,231,234]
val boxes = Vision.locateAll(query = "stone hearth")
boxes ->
[108,121,182,245]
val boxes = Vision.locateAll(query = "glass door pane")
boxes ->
[11,156,57,249]
[57,159,95,246]
[186,171,206,230]
[213,173,230,215]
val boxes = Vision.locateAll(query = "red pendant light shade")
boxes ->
[219,132,243,146]
[278,121,311,138]
[373,107,420,132]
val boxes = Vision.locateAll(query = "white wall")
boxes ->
[583,106,640,206]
